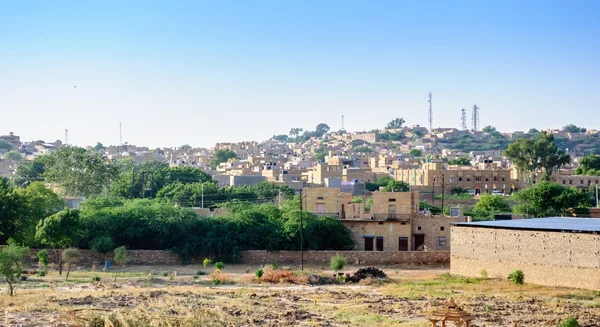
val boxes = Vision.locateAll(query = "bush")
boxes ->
[330,254,346,273]
[92,276,101,282]
[195,270,207,276]
[215,262,225,271]
[113,246,128,266]
[260,269,307,284]
[90,236,115,256]
[480,269,488,279]
[37,250,48,270]
[20,275,28,281]
[203,258,211,269]
[508,270,524,286]
[255,268,264,279]
[558,317,579,327]
[162,271,169,277]
[38,269,47,277]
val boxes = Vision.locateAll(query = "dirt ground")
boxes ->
[1,264,599,326]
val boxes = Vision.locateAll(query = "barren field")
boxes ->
[1,264,599,326]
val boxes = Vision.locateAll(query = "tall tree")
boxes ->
[0,178,27,244]
[42,147,119,197]
[14,158,47,186]
[289,128,303,137]
[110,161,170,199]
[382,180,410,192]
[562,124,586,133]
[0,243,29,296]
[15,182,65,246]
[514,182,590,217]
[36,209,84,275]
[504,132,571,182]
[314,123,330,137]
[210,149,237,169]
[386,118,406,129]
[93,142,105,152]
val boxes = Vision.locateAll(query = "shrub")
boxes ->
[90,236,115,258]
[558,317,579,327]
[508,270,524,286]
[61,248,81,281]
[330,254,346,273]
[92,276,101,282]
[195,270,207,276]
[260,269,308,284]
[215,262,225,271]
[255,268,264,279]
[113,246,128,266]
[38,269,47,277]
[480,269,488,279]
[20,275,28,281]
[162,271,169,277]
[203,258,212,269]
[37,249,48,270]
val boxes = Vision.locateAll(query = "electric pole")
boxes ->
[428,92,433,131]
[440,173,446,213]
[299,188,304,270]
[596,184,599,208]
[201,183,204,209]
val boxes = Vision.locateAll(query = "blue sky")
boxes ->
[1,0,599,148]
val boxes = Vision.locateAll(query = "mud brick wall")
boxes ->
[239,250,449,265]
[24,249,447,267]
[27,249,187,266]
[450,226,600,290]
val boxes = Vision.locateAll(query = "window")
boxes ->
[466,177,471,182]
[398,237,409,251]
[458,177,463,181]
[562,180,566,184]
[439,236,447,247]
[485,177,489,181]
[376,237,384,251]
[569,180,572,184]
[317,196,324,200]
[417,226,422,231]
[580,180,583,184]
[502,178,505,182]
[389,198,396,202]
[493,176,497,181]
[440,226,445,231]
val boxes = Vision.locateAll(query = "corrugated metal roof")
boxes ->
[452,217,600,233]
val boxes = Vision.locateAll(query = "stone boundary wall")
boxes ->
[25,249,449,266]
[451,226,600,290]
[239,250,449,266]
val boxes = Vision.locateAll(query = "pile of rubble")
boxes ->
[346,267,387,283]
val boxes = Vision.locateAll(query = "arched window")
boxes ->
[458,177,463,181]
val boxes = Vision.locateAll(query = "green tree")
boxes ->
[15,182,65,246]
[4,151,22,162]
[110,160,169,198]
[42,147,119,197]
[527,128,539,134]
[36,209,84,275]
[504,132,571,182]
[93,142,105,152]
[575,154,600,176]
[482,125,497,133]
[470,193,512,220]
[211,149,237,168]
[513,182,590,217]
[365,176,394,192]
[14,158,47,186]
[383,180,410,192]
[289,128,303,137]
[562,124,586,133]
[114,246,128,266]
[447,157,471,166]
[37,249,49,272]
[61,248,81,280]
[408,149,422,157]
[386,118,405,129]
[0,178,27,244]
[0,140,13,150]
[90,236,115,260]
[0,243,29,296]
[180,144,192,150]
[315,123,330,137]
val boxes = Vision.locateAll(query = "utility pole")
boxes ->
[201,183,204,209]
[428,92,433,131]
[432,178,436,205]
[119,122,123,146]
[440,173,446,213]
[596,184,600,208]
[299,188,304,270]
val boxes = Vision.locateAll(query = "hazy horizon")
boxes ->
[2,1,599,148]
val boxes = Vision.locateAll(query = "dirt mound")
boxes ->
[346,267,387,283]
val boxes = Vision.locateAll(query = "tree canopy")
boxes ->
[408,149,422,157]
[4,151,22,161]
[211,149,237,168]
[562,124,586,133]
[504,132,571,181]
[575,154,600,176]
[382,180,410,192]
[386,118,405,129]
[447,157,471,166]
[513,182,590,217]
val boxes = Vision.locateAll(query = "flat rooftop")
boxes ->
[452,217,600,234]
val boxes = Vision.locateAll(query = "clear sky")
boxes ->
[1,0,599,148]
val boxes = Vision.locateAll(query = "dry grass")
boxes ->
[259,268,308,284]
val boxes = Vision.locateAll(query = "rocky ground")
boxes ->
[1,265,599,326]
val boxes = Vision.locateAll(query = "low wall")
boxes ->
[26,249,449,266]
[239,250,449,266]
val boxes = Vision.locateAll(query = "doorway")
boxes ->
[364,237,373,251]
[414,234,425,251]
[398,237,409,251]
[376,237,384,251]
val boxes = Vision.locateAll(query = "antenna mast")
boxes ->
[119,122,123,145]
[341,115,345,131]
[64,129,69,145]
[428,92,433,131]
[461,108,467,131]
[471,105,480,132]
